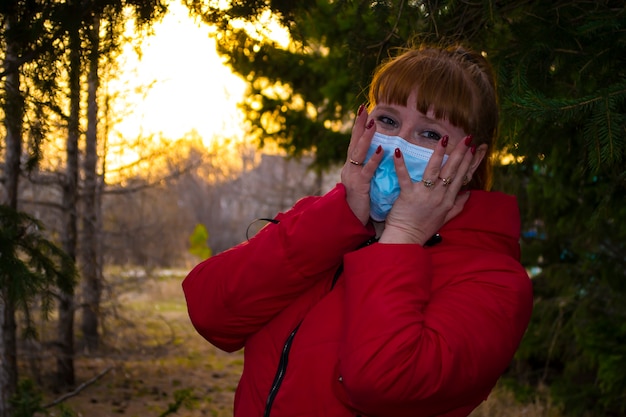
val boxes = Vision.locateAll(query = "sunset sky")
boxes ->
[111,1,248,145]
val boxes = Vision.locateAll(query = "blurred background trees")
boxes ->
[1,0,625,416]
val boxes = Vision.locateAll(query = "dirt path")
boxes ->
[40,270,243,417]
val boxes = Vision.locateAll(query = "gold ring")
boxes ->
[349,158,362,166]
[439,176,453,186]
[422,179,435,188]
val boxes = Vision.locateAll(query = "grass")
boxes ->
[28,267,561,417]
[33,268,243,417]
[471,384,564,417]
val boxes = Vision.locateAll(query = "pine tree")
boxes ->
[0,207,76,416]
[186,1,626,415]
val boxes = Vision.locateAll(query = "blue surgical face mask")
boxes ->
[364,132,448,222]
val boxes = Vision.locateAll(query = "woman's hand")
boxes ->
[341,105,384,225]
[379,135,475,245]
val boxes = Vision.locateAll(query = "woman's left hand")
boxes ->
[378,135,475,245]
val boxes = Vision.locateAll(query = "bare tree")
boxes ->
[73,0,168,357]
[0,10,23,416]
[80,12,102,353]
[56,4,82,387]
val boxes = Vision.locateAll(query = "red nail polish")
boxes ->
[441,135,449,147]
[366,119,375,129]
[395,148,401,158]
[471,144,476,155]
[357,104,365,116]
[376,145,382,154]
[464,135,473,146]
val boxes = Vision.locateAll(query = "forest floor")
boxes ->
[36,269,243,417]
[31,269,559,417]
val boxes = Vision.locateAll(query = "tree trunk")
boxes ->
[0,14,23,417]
[57,22,81,388]
[81,14,102,352]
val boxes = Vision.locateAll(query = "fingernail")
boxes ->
[441,135,449,147]
[395,148,401,158]
[366,119,375,129]
[376,145,382,154]
[464,135,473,146]
[471,144,476,155]
[357,104,365,116]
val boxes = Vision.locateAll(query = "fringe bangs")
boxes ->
[370,55,479,135]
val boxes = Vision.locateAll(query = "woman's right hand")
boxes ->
[340,105,384,225]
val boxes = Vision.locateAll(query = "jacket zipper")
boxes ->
[264,322,301,417]
[262,242,378,416]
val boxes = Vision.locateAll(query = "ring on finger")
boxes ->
[439,176,453,186]
[422,179,435,188]
[349,158,362,166]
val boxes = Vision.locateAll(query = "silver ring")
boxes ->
[349,158,362,166]
[422,179,435,188]
[439,176,453,186]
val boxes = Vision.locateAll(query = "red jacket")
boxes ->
[183,184,533,417]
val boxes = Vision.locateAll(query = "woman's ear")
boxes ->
[467,143,488,177]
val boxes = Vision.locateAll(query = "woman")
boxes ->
[183,44,533,417]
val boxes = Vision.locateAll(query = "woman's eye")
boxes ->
[421,130,442,141]
[377,115,398,127]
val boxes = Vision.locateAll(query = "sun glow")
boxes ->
[104,1,296,182]
[109,1,248,147]
[227,9,291,49]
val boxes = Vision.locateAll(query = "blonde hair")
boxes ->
[368,45,499,190]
